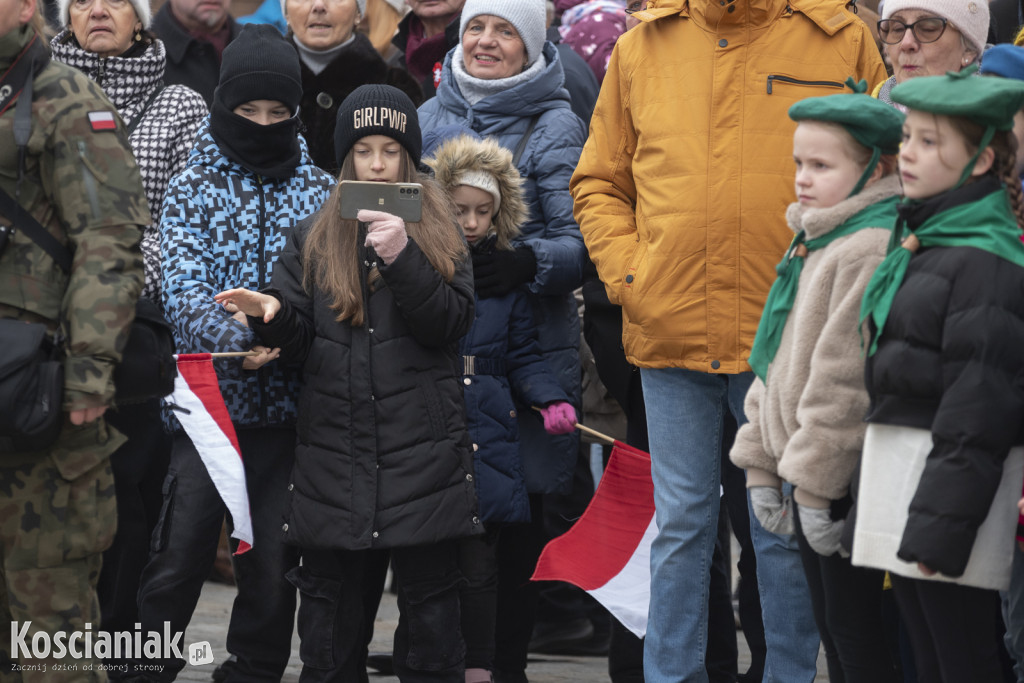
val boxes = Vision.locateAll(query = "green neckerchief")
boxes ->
[859,187,1024,356]
[748,196,899,382]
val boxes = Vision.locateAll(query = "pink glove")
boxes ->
[540,402,577,435]
[359,209,408,264]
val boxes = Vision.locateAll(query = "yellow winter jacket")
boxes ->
[571,0,887,372]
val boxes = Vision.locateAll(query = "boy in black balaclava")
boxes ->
[126,23,336,683]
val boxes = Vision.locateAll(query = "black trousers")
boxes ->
[458,526,501,670]
[890,574,1003,683]
[493,495,547,675]
[131,428,300,682]
[99,399,172,674]
[296,542,464,683]
[793,506,900,683]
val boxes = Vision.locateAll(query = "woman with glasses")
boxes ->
[873,0,990,108]
[48,0,207,666]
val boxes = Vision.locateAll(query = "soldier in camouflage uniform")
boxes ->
[0,0,148,679]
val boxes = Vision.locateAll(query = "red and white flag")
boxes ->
[88,110,117,131]
[169,353,253,555]
[532,441,656,637]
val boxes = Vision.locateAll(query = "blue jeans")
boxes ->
[640,368,751,683]
[1003,543,1024,682]
[748,482,821,682]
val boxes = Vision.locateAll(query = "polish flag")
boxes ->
[169,353,253,554]
[88,110,117,131]
[532,441,655,637]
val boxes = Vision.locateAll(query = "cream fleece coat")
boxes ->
[730,175,901,501]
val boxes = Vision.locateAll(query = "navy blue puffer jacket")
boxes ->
[461,288,569,523]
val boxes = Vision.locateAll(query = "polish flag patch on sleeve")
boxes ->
[88,110,117,131]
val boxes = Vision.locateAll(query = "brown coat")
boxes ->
[730,176,900,501]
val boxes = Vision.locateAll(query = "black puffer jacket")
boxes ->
[253,215,480,550]
[292,32,423,175]
[864,178,1024,577]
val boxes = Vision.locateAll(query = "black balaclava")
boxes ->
[209,24,304,179]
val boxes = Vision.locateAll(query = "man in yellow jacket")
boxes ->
[571,1,886,680]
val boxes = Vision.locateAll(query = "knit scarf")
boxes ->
[451,45,546,106]
[748,196,899,382]
[859,176,1024,355]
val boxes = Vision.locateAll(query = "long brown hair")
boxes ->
[947,117,1024,227]
[302,149,466,326]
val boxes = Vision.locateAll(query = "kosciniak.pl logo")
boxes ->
[10,622,209,664]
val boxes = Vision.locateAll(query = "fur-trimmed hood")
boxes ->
[426,134,529,251]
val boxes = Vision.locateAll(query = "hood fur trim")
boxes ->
[426,134,529,251]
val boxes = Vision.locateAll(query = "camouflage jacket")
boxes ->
[0,26,147,413]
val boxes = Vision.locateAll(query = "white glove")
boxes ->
[749,486,794,535]
[797,503,848,557]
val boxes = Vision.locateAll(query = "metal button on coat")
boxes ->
[288,484,294,491]
[719,39,728,47]
[472,443,479,451]
[510,410,516,418]
[466,474,474,482]
[625,274,634,283]
[711,360,721,369]
[372,531,379,538]
[464,377,472,385]
[316,92,333,109]
[282,523,289,532]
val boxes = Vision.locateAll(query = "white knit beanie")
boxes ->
[282,0,367,21]
[455,169,502,213]
[58,0,151,28]
[459,0,547,67]
[881,0,990,55]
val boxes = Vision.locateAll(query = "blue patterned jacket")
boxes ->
[160,120,334,429]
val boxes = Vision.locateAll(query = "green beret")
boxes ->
[789,79,905,154]
[890,66,1024,132]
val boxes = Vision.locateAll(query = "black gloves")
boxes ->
[471,245,537,298]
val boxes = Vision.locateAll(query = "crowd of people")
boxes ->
[4,0,1024,682]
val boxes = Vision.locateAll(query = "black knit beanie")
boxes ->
[215,24,302,114]
[334,84,422,169]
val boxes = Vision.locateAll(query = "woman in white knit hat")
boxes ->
[872,0,990,108]
[417,0,588,679]
[48,0,207,664]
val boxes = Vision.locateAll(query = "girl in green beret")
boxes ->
[730,79,904,682]
[853,68,1024,682]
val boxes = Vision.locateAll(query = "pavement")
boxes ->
[172,578,830,683]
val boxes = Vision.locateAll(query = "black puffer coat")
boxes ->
[292,32,423,175]
[253,215,481,550]
[864,179,1024,577]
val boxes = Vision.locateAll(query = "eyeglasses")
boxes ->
[876,17,949,44]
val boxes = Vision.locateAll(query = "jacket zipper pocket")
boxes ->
[766,75,845,94]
